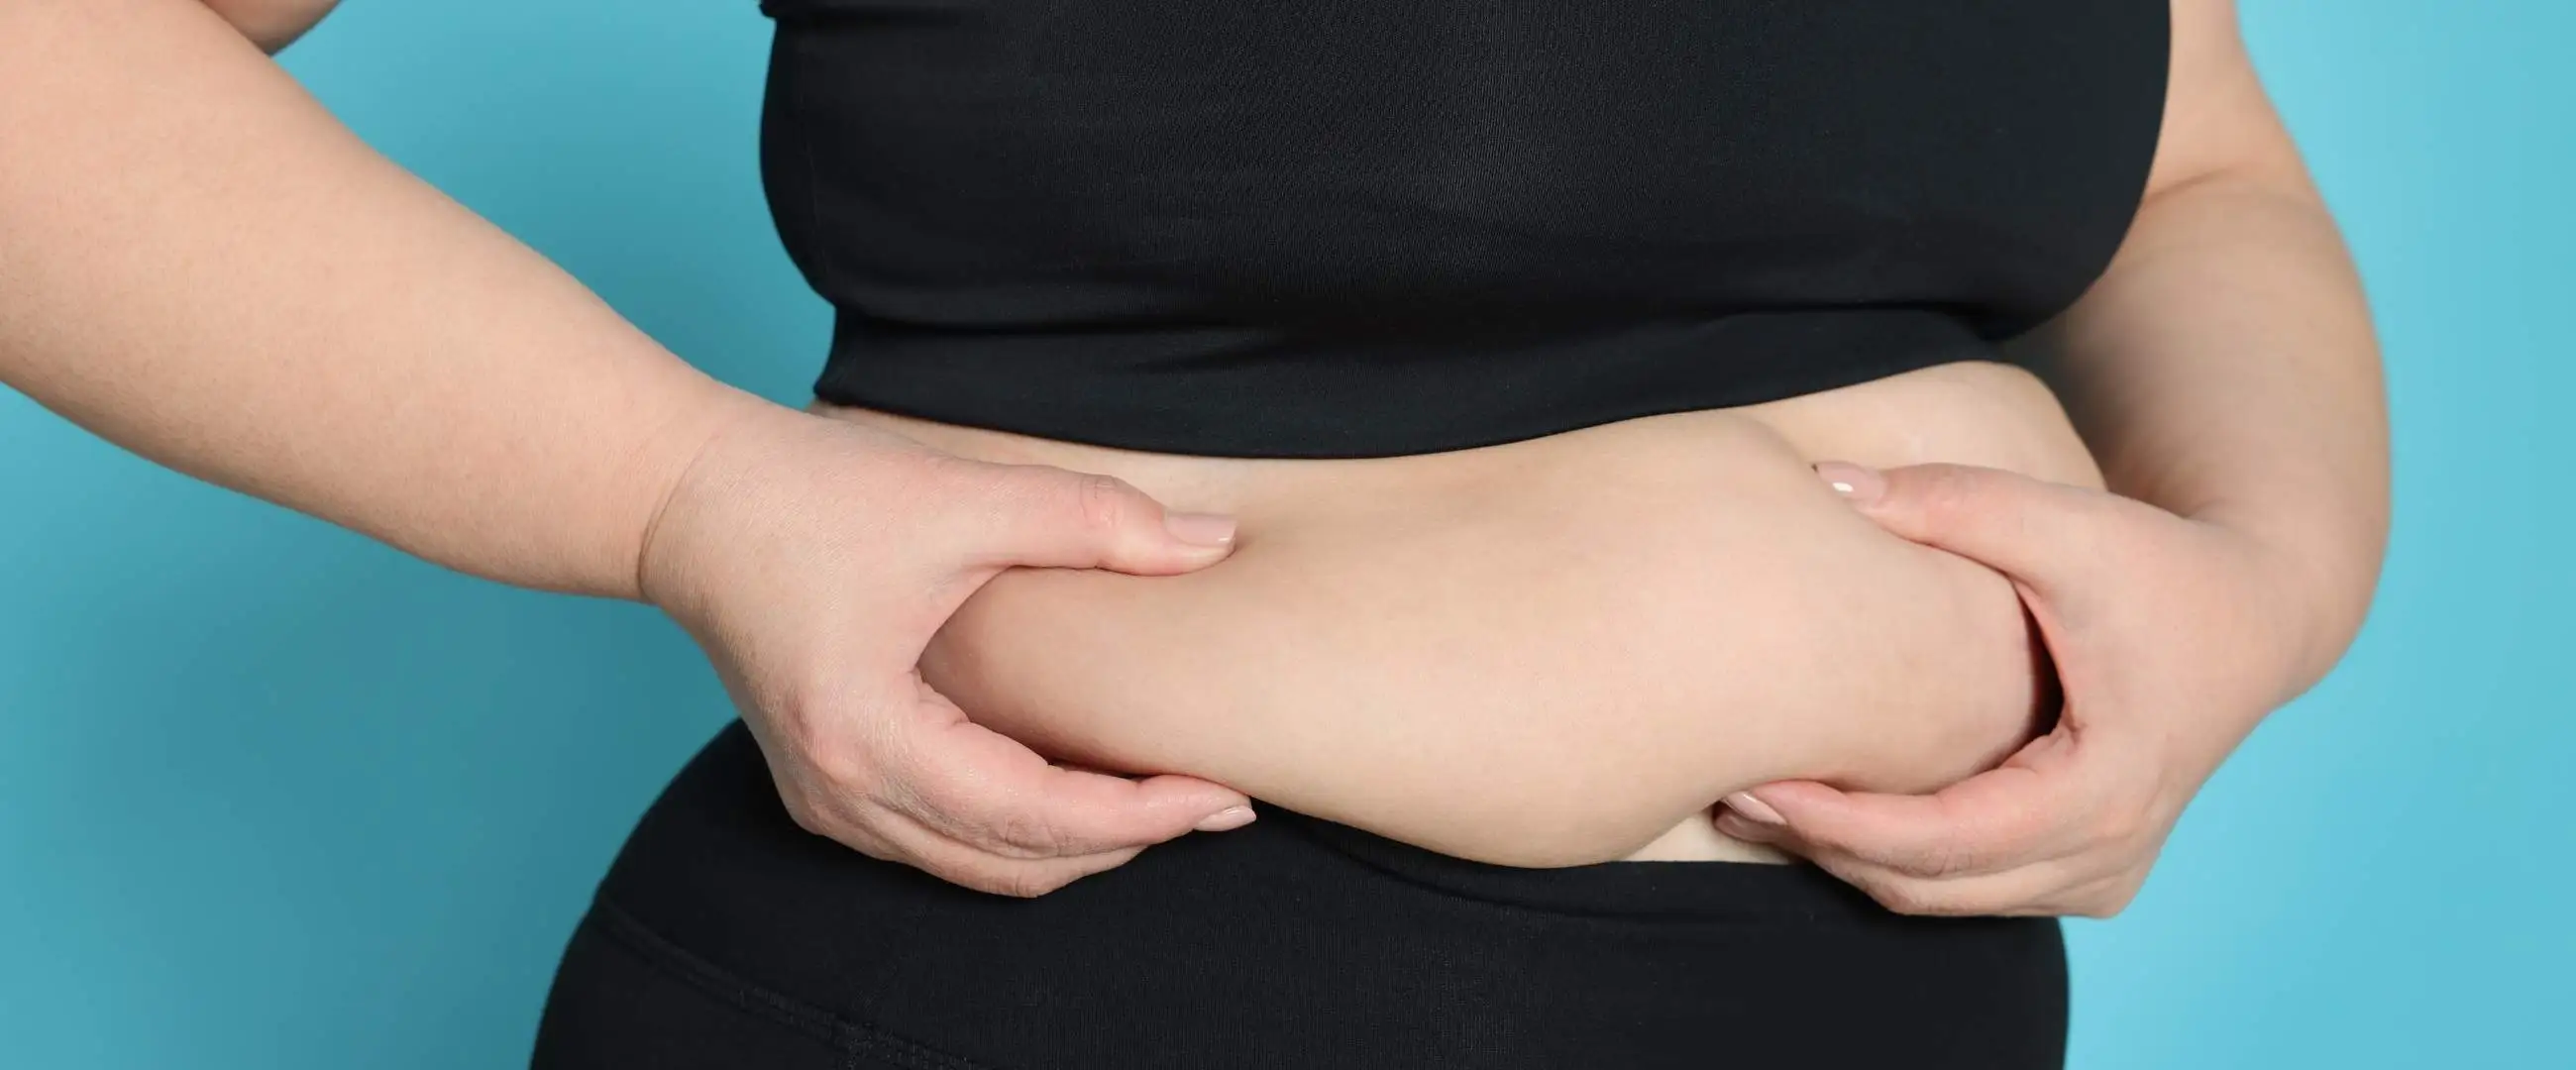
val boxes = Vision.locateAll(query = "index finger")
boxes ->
[891,712,1254,859]
[1741,745,2092,879]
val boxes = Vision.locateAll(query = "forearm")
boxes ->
[1999,0,2391,696]
[0,0,759,598]
[2030,173,2389,692]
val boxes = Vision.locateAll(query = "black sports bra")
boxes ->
[756,0,2169,457]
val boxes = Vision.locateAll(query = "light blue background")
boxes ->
[2,1,2566,1065]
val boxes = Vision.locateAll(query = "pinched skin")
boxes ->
[837,360,2103,866]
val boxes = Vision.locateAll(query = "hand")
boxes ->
[1715,461,2319,917]
[636,403,1258,898]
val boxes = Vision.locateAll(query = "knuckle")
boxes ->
[2092,799,2153,848]
[889,448,961,495]
[1874,823,1981,878]
[1872,879,1948,916]
[1069,473,1137,535]
[1910,843,1980,879]
[988,809,1065,858]
[2080,877,2146,919]
[1907,467,1981,527]
[990,864,1074,899]
[890,452,987,525]
[800,734,877,798]
[779,792,838,839]
[2095,813,2142,849]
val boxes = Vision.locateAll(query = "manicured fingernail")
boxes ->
[1194,805,1256,832]
[1724,792,1785,826]
[1165,511,1238,549]
[1811,462,1885,505]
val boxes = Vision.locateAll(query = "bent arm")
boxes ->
[0,0,757,597]
[2016,0,2390,690]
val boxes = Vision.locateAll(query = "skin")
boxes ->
[2,0,2387,912]
[830,0,2388,886]
[867,363,2096,867]
[0,0,1257,899]
[1721,0,2391,917]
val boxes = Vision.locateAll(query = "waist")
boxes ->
[813,308,2020,458]
[815,358,2102,864]
[814,357,2098,526]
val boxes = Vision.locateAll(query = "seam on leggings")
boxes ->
[589,899,1002,1070]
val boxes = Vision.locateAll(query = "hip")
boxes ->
[536,721,2069,1069]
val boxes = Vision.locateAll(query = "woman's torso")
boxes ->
[823,360,2101,864]
[765,0,2168,862]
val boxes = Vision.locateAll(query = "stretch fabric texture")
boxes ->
[758,0,2170,456]
[532,722,2070,1069]
[534,1,2165,1062]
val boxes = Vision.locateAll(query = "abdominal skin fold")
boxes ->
[920,412,2052,868]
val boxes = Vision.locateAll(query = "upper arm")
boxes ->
[2143,0,2316,201]
[196,0,340,54]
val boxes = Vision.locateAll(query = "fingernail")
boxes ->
[1724,792,1785,826]
[1165,511,1238,549]
[1713,812,1777,844]
[1194,805,1256,832]
[1811,462,1885,505]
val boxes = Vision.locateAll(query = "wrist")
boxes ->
[626,389,956,619]
[618,382,786,606]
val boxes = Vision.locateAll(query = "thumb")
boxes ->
[1813,461,2111,599]
[988,464,1239,576]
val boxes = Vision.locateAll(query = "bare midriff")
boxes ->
[813,359,2105,867]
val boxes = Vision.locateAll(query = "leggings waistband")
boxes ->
[574,721,2068,1070]
[1285,805,1899,925]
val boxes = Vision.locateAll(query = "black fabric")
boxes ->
[534,722,2069,1068]
[756,0,2169,457]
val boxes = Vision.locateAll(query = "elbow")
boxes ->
[196,0,341,54]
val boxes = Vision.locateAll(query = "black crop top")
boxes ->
[755,0,2169,458]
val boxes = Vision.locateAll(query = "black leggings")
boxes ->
[533,721,2067,1069]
